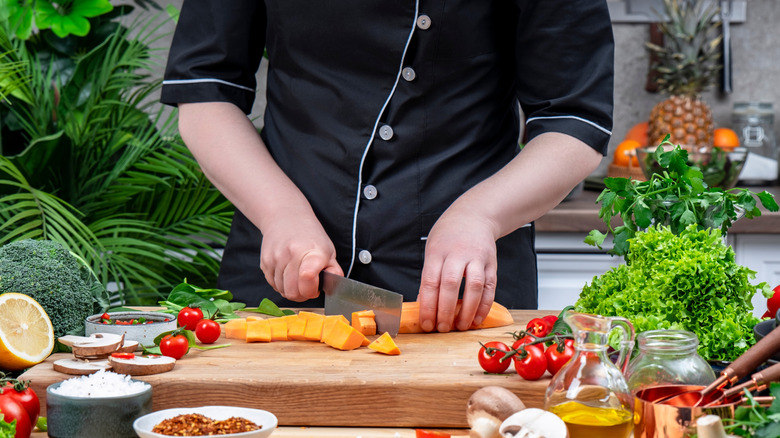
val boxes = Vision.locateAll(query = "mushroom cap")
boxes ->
[467,386,526,423]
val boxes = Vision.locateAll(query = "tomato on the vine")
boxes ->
[478,341,512,374]
[160,333,190,359]
[513,345,547,381]
[195,319,221,344]
[0,394,32,438]
[541,314,558,327]
[177,307,204,330]
[526,318,552,337]
[545,338,575,376]
[512,335,543,355]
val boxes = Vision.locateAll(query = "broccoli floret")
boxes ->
[0,239,110,338]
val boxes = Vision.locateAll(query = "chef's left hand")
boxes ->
[418,208,498,333]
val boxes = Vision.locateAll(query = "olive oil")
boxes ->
[549,401,633,438]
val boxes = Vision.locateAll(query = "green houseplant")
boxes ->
[0,1,234,304]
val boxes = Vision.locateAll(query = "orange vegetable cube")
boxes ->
[287,314,308,341]
[321,320,365,351]
[246,319,272,342]
[224,318,247,340]
[368,332,401,355]
[301,312,325,341]
[269,317,288,341]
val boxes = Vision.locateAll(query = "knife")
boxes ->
[320,271,403,337]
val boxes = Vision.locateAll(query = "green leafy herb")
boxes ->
[157,280,245,321]
[724,383,780,437]
[586,140,778,256]
[244,298,296,317]
[0,415,15,438]
[576,224,769,362]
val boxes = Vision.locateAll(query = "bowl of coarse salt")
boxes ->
[46,369,152,438]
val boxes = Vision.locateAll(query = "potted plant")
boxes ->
[0,1,234,305]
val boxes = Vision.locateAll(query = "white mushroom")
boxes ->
[58,333,125,359]
[498,409,568,438]
[467,386,527,438]
[117,339,139,353]
[53,358,111,375]
[108,355,176,376]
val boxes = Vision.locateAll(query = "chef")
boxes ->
[160,0,614,333]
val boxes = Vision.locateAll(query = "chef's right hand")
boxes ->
[259,216,343,302]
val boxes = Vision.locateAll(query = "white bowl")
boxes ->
[85,311,177,348]
[133,406,277,438]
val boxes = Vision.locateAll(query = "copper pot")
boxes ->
[633,386,772,438]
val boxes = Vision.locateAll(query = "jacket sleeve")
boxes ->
[513,0,614,155]
[160,0,267,114]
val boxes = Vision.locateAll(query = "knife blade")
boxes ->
[721,0,732,93]
[320,271,403,337]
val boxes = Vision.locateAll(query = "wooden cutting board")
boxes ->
[21,309,553,428]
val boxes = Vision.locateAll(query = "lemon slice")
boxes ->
[0,293,55,370]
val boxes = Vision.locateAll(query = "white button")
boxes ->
[358,250,372,264]
[416,15,431,30]
[402,67,416,82]
[363,185,378,199]
[379,125,394,141]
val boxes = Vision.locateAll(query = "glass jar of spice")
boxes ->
[624,330,716,393]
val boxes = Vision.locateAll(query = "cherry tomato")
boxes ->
[2,381,38,432]
[477,341,512,374]
[512,335,544,355]
[195,319,222,344]
[526,317,552,337]
[0,394,32,438]
[513,344,548,381]
[767,285,780,317]
[415,429,451,438]
[545,338,575,376]
[541,314,558,327]
[177,307,204,330]
[160,333,190,359]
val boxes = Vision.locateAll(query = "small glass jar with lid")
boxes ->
[731,102,777,185]
[624,329,716,393]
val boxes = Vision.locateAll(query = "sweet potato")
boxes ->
[269,317,288,341]
[224,318,247,340]
[351,310,377,336]
[368,332,401,355]
[287,314,308,341]
[398,300,514,334]
[321,319,365,351]
[301,311,325,341]
[246,319,272,342]
[320,314,350,342]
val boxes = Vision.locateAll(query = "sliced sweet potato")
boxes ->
[301,312,325,341]
[287,314,308,341]
[320,314,350,342]
[368,332,401,355]
[351,310,377,337]
[269,317,288,341]
[398,300,514,334]
[246,319,272,342]
[224,318,248,340]
[321,319,365,351]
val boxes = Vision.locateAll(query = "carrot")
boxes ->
[224,318,247,340]
[398,301,514,334]
[246,319,272,342]
[321,319,365,351]
[368,332,401,355]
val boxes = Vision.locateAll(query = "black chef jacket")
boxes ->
[161,0,615,309]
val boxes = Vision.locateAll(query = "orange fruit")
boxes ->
[625,121,649,146]
[613,139,641,167]
[714,127,740,149]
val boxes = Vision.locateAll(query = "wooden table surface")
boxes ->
[22,309,553,430]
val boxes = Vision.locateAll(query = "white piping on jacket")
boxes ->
[162,78,256,93]
[346,1,420,277]
[526,115,612,136]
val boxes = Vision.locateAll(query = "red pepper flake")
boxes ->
[152,413,260,436]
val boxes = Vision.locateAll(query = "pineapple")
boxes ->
[646,0,722,150]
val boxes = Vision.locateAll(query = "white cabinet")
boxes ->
[536,232,780,317]
[536,233,624,311]
[733,234,780,317]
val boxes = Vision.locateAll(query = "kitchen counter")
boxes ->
[22,310,551,430]
[536,185,780,234]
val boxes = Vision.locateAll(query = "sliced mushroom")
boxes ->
[467,386,527,438]
[58,333,125,359]
[499,408,568,438]
[108,355,176,376]
[117,339,139,353]
[53,358,112,375]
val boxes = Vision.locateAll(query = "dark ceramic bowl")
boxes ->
[47,379,153,438]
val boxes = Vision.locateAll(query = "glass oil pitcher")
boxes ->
[544,310,635,438]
